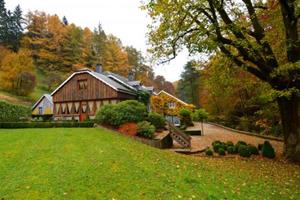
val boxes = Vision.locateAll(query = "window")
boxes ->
[78,79,88,90]
[38,107,43,115]
[168,102,176,109]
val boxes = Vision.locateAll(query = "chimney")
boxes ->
[96,64,102,73]
[128,71,135,81]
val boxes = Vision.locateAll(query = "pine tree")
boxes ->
[0,0,8,46]
[10,5,24,51]
[62,16,68,26]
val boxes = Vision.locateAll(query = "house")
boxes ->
[151,90,195,125]
[37,65,153,121]
[31,94,53,118]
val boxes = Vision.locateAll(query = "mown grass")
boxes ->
[0,128,299,200]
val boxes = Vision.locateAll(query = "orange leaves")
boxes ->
[0,47,34,94]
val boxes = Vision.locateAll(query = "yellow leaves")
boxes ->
[150,92,193,116]
[0,47,34,92]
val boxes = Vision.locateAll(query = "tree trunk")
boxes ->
[277,95,300,162]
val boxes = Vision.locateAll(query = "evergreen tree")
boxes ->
[93,23,107,64]
[10,5,24,51]
[62,16,68,26]
[176,61,201,107]
[0,0,8,46]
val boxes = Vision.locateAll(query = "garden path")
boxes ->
[173,122,284,155]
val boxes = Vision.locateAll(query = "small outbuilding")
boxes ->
[32,94,53,119]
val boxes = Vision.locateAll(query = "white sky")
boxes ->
[6,0,192,82]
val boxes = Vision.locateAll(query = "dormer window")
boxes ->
[78,79,87,90]
[168,102,176,109]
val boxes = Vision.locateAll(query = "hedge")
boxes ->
[96,100,147,127]
[0,122,94,129]
[0,101,31,122]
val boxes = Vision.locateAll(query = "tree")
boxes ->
[9,5,24,51]
[93,23,107,65]
[0,0,8,46]
[176,60,201,107]
[15,71,36,96]
[144,0,300,161]
[0,1,24,51]
[62,16,68,26]
[102,35,130,76]
[125,46,155,85]
[0,48,35,96]
[153,75,176,95]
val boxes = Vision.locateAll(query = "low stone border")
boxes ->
[135,133,173,149]
[206,122,283,142]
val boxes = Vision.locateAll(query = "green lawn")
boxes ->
[0,128,299,200]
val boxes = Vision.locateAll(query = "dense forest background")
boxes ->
[0,0,176,101]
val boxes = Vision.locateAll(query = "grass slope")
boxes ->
[0,128,299,199]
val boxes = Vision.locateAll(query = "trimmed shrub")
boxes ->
[236,141,247,147]
[262,141,276,159]
[213,143,221,153]
[137,121,155,139]
[118,123,138,136]
[212,140,222,146]
[227,146,237,154]
[238,145,251,158]
[96,100,147,127]
[226,141,234,147]
[205,148,213,156]
[0,122,94,128]
[0,101,30,122]
[147,112,165,130]
[179,108,193,127]
[235,141,247,151]
[248,145,259,155]
[218,148,226,156]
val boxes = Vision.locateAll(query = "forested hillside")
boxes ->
[0,0,175,102]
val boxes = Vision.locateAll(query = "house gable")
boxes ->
[52,72,120,103]
[32,95,53,115]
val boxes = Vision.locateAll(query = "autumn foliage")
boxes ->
[118,123,138,136]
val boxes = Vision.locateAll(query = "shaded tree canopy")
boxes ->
[144,0,300,161]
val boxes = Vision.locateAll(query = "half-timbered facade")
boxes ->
[51,69,140,121]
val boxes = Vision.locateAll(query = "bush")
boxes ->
[226,141,234,147]
[118,123,138,136]
[213,143,221,153]
[262,141,276,159]
[0,101,30,122]
[96,100,147,127]
[15,72,36,96]
[212,140,222,146]
[236,141,247,147]
[179,108,193,127]
[192,109,208,122]
[248,145,259,155]
[147,112,165,130]
[205,148,213,156]
[235,141,247,150]
[0,121,94,128]
[238,145,252,158]
[137,121,155,139]
[218,148,226,156]
[227,146,237,154]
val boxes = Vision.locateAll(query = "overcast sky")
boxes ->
[6,0,194,82]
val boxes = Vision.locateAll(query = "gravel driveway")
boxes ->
[190,123,283,155]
